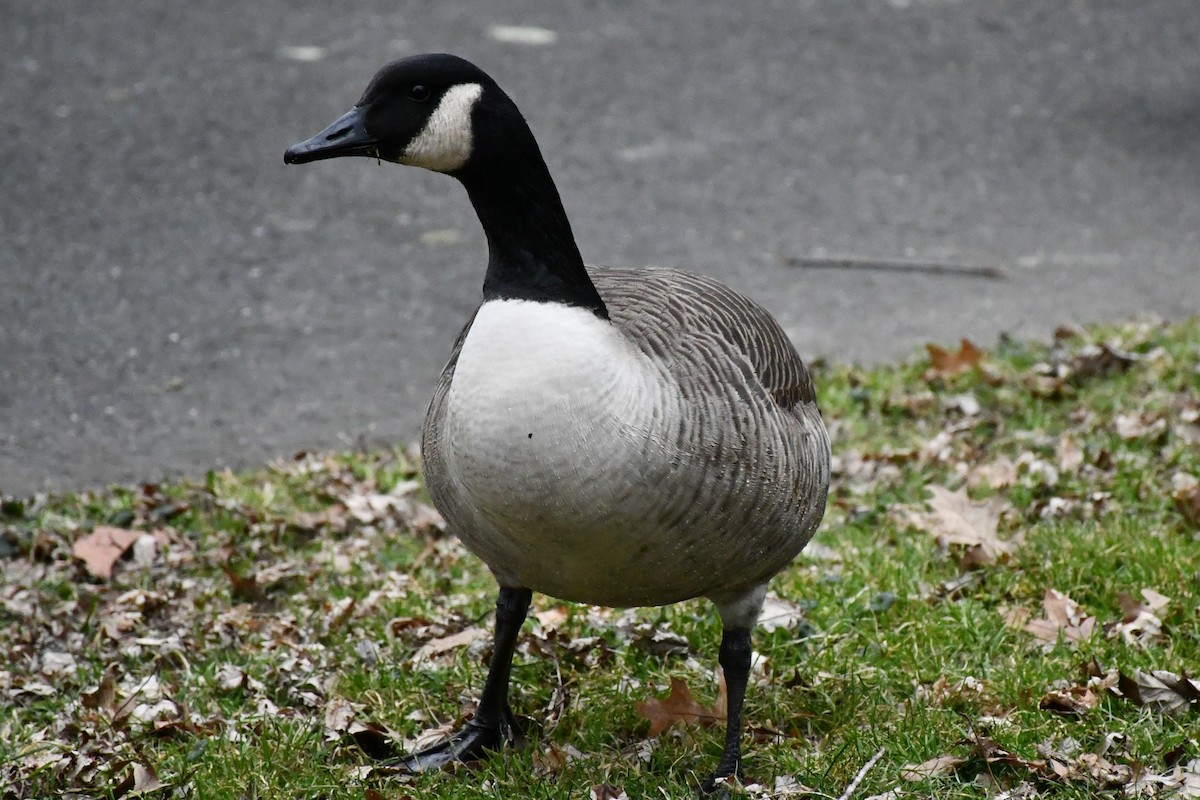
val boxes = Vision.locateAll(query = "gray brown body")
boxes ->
[421,266,830,614]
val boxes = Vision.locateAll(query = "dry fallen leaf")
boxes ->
[1108,588,1169,646]
[1013,589,1096,648]
[220,563,262,601]
[968,456,1019,490]
[924,338,985,379]
[590,784,629,800]
[130,762,166,794]
[1114,412,1167,441]
[72,526,144,579]
[757,592,806,632]
[771,775,813,796]
[967,734,1046,774]
[902,486,1019,567]
[1056,435,1085,474]
[1127,757,1200,797]
[1068,342,1140,382]
[81,664,120,713]
[636,674,726,736]
[1174,474,1200,528]
[1117,669,1200,716]
[413,626,490,664]
[324,696,357,739]
[531,743,569,775]
[900,754,964,781]
[1040,686,1098,716]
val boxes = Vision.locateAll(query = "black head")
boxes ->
[284,53,505,172]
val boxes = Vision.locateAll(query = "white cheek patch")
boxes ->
[402,82,484,172]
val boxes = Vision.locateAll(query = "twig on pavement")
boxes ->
[786,255,1006,280]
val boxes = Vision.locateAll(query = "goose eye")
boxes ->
[408,84,431,102]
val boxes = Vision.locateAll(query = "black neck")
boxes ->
[455,121,608,317]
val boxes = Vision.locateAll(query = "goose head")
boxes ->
[285,53,606,315]
[284,53,520,174]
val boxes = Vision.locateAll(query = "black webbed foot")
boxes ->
[381,587,533,774]
[386,709,522,772]
[699,762,744,796]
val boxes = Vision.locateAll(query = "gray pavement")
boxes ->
[2,1,1198,496]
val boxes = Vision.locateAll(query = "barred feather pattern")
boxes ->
[421,266,830,610]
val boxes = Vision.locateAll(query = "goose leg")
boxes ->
[701,627,753,793]
[391,586,532,772]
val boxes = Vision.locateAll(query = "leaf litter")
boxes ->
[2,319,1199,798]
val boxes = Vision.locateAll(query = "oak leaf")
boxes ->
[924,338,984,379]
[1108,588,1169,645]
[902,486,1019,567]
[636,674,726,736]
[1017,589,1096,648]
[1117,669,1200,716]
[72,526,143,579]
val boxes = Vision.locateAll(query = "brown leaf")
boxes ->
[531,744,568,775]
[1117,669,1200,716]
[1056,435,1084,474]
[902,486,1019,567]
[414,626,489,663]
[1108,589,1169,645]
[81,664,120,713]
[1018,589,1096,648]
[1126,758,1200,797]
[590,785,629,800]
[72,526,143,579]
[324,696,357,738]
[1114,412,1167,441]
[534,606,569,630]
[130,762,166,795]
[900,755,964,780]
[924,338,984,379]
[1068,342,1139,383]
[220,563,262,601]
[968,456,1019,490]
[636,675,726,737]
[1040,687,1097,716]
[1174,476,1200,528]
[757,592,807,632]
[290,503,348,531]
[968,735,1046,773]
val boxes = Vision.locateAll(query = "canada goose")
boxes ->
[285,53,830,791]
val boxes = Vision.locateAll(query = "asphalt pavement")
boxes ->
[2,0,1197,496]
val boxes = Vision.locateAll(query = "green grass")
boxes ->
[2,318,1198,799]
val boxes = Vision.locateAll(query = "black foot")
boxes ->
[700,763,743,796]
[386,711,522,773]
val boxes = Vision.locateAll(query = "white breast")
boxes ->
[444,299,666,521]
[435,297,823,607]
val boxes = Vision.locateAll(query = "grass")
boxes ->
[2,317,1198,799]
